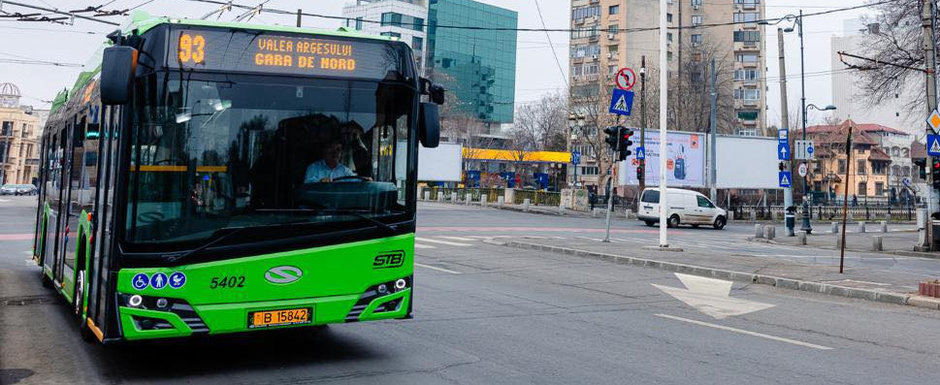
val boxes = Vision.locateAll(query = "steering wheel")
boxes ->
[333,175,369,182]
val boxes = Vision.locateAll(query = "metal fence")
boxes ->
[425,187,504,203]
[513,189,561,206]
[731,205,917,221]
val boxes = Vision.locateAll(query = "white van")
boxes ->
[637,188,728,229]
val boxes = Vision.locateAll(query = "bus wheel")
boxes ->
[73,270,85,316]
[40,268,53,288]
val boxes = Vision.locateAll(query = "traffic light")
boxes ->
[618,127,634,161]
[932,159,940,189]
[636,160,645,181]
[603,126,620,151]
[915,158,927,180]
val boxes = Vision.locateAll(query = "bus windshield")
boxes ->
[125,72,415,248]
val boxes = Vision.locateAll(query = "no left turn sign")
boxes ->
[615,68,636,91]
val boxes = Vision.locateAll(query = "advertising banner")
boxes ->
[618,130,705,187]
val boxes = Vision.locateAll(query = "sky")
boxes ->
[0,0,871,128]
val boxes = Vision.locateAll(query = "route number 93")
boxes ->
[209,275,245,289]
[178,33,206,64]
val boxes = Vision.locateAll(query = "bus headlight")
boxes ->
[395,279,407,290]
[128,295,143,307]
[156,298,169,309]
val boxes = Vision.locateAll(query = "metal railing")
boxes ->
[513,189,561,206]
[731,204,916,221]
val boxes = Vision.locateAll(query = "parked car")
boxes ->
[637,187,727,229]
[16,184,37,196]
[0,184,17,195]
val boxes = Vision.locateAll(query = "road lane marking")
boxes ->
[465,236,492,239]
[415,237,472,247]
[655,314,834,350]
[415,263,462,274]
[438,236,476,241]
[652,273,775,319]
[414,243,436,249]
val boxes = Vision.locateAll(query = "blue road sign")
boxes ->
[571,150,581,165]
[169,272,187,289]
[608,88,635,116]
[807,145,814,156]
[636,146,645,160]
[150,272,168,289]
[132,273,149,290]
[777,143,790,160]
[928,134,940,156]
[779,171,792,187]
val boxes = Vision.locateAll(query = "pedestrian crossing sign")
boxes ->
[928,134,940,156]
[779,171,792,188]
[608,88,634,116]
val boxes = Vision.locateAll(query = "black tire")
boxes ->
[40,268,53,288]
[691,224,700,228]
[667,215,680,228]
[713,216,727,230]
[644,220,655,227]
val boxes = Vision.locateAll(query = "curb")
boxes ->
[499,239,940,311]
[744,237,940,260]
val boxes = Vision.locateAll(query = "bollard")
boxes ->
[886,214,891,223]
[797,231,807,245]
[750,211,757,221]
[872,235,883,251]
[465,193,472,205]
[497,196,505,207]
[523,198,531,212]
[831,222,839,234]
[858,221,866,233]
[755,224,763,238]
[450,192,457,203]
[592,208,599,218]
[437,194,444,203]
[481,195,488,207]
[763,225,775,240]
[423,191,430,201]
[558,204,565,215]
[880,220,887,233]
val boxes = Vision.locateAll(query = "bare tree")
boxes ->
[852,0,924,112]
[514,91,569,151]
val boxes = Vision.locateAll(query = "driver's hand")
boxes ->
[320,177,332,183]
[362,176,373,181]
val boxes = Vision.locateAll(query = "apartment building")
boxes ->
[567,0,766,189]
[0,82,41,185]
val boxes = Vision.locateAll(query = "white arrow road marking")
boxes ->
[416,237,472,247]
[415,263,462,275]
[655,314,834,350]
[651,273,775,319]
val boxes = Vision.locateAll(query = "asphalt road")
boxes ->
[2,197,940,384]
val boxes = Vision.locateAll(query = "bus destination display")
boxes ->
[169,29,404,79]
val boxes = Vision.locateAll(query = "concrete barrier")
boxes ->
[465,193,472,205]
[437,194,444,203]
[481,195,488,207]
[450,192,457,203]
[831,222,838,234]
[763,225,775,240]
[497,196,505,207]
[523,198,531,212]
[755,224,763,238]
[872,235,883,251]
[858,221,866,233]
[880,220,888,233]
[423,190,430,201]
[797,232,807,245]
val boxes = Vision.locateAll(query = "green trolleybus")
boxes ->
[32,11,442,343]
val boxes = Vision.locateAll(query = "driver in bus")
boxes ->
[304,139,358,183]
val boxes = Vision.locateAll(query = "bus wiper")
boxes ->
[321,209,398,234]
[163,219,320,263]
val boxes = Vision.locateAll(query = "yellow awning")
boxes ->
[463,148,570,163]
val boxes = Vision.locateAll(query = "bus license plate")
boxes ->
[248,307,312,328]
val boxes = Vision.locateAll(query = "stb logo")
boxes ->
[264,266,303,284]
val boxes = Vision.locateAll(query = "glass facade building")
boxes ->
[427,0,517,124]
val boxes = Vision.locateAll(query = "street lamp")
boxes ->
[568,113,586,187]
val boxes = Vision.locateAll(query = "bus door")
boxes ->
[47,127,69,284]
[60,118,88,291]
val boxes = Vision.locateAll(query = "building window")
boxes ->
[355,17,363,30]
[872,162,886,174]
[572,5,601,20]
[608,65,617,75]
[733,88,760,100]
[691,34,702,45]
[571,44,601,58]
[875,182,885,196]
[609,5,620,15]
[838,159,846,173]
[733,69,760,81]
[691,15,703,26]
[608,24,619,34]
[667,13,673,23]
[691,0,703,8]
[667,51,673,61]
[737,110,759,121]
[857,159,867,174]
[571,25,599,39]
[380,12,401,27]
[735,53,759,62]
[735,0,761,6]
[858,182,867,196]
[412,36,423,50]
[667,32,673,42]
[734,31,760,42]
[733,12,761,23]
[414,17,424,32]
[380,32,401,38]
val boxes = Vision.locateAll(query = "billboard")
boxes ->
[619,130,705,187]
[417,143,463,182]
[715,135,779,189]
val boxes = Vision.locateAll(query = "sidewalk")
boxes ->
[491,235,940,311]
[751,224,935,259]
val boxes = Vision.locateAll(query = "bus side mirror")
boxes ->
[419,102,440,148]
[100,46,138,105]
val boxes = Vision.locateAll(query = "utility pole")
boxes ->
[708,59,718,203]
[659,0,669,248]
[778,27,794,236]
[924,0,937,250]
[677,0,683,132]
[640,55,647,193]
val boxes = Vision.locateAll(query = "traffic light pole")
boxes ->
[603,124,622,243]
